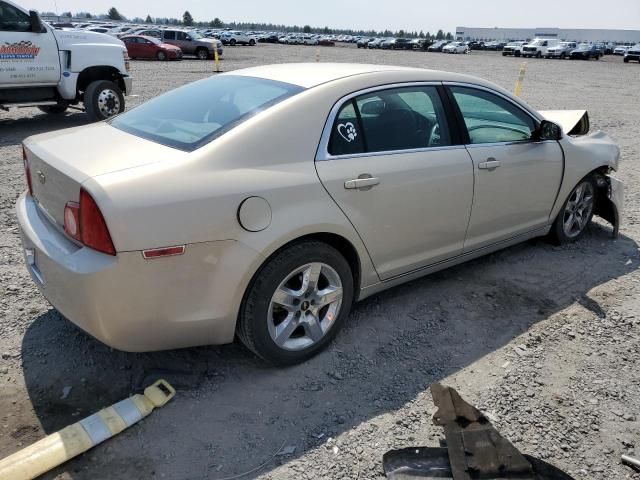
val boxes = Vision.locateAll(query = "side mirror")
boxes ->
[537,120,562,141]
[29,10,45,33]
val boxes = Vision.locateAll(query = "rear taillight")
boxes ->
[23,146,33,196]
[64,189,116,256]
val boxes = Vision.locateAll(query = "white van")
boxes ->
[521,38,560,58]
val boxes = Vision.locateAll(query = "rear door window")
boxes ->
[163,31,176,40]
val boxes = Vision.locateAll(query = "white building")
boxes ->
[456,27,640,44]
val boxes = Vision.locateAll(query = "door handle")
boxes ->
[344,175,380,190]
[478,158,501,170]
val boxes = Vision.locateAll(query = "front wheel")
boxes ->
[230,39,237,46]
[84,80,124,121]
[536,51,542,58]
[550,177,596,244]
[237,242,354,365]
[156,50,167,61]
[249,38,256,46]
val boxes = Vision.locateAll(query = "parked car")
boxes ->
[410,38,429,50]
[466,41,484,50]
[131,29,162,39]
[357,37,376,48]
[483,41,507,51]
[220,31,256,46]
[624,44,640,63]
[17,63,623,364]
[122,35,183,61]
[427,40,450,52]
[614,45,632,55]
[161,29,223,59]
[522,38,560,58]
[301,35,319,46]
[442,41,469,54]
[380,38,413,50]
[259,33,280,43]
[502,41,527,57]
[546,42,577,59]
[570,44,602,60]
[367,38,385,49]
[318,37,336,47]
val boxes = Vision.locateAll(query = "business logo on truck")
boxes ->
[0,41,41,60]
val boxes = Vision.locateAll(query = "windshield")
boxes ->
[111,75,304,152]
[190,31,203,39]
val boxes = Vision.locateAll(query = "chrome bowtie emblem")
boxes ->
[37,170,46,184]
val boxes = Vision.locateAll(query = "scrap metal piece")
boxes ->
[622,454,640,469]
[383,383,575,480]
[431,383,532,478]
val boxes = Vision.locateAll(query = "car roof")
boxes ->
[229,63,483,89]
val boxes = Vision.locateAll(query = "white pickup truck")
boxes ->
[0,0,132,121]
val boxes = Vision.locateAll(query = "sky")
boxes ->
[23,0,640,33]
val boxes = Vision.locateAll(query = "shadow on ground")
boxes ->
[0,111,91,147]
[19,224,639,479]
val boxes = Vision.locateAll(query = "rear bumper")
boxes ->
[17,193,262,352]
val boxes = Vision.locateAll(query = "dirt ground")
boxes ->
[1,44,640,480]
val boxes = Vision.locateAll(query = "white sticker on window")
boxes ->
[337,122,358,143]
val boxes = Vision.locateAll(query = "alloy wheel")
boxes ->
[562,181,595,239]
[267,262,343,351]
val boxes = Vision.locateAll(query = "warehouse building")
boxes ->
[455,27,640,44]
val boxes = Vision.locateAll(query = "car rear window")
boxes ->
[111,75,303,152]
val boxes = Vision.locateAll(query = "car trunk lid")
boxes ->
[24,122,187,228]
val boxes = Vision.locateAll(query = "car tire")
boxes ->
[624,57,629,63]
[37,104,68,115]
[536,51,542,58]
[249,39,256,46]
[237,241,354,365]
[230,39,236,46]
[196,48,209,60]
[560,52,566,59]
[84,80,125,122]
[550,176,597,245]
[156,50,167,61]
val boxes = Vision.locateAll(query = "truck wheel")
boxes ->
[84,80,124,121]
[38,104,68,115]
[196,48,209,60]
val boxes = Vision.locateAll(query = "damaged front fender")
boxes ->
[595,174,624,238]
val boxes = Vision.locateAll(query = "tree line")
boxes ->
[44,7,454,40]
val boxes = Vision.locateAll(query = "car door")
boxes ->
[445,85,563,251]
[139,38,156,58]
[175,32,193,53]
[122,37,139,58]
[315,84,474,280]
[162,30,178,49]
[0,1,60,85]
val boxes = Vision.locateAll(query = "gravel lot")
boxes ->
[1,44,640,480]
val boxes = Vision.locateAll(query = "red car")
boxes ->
[121,35,183,61]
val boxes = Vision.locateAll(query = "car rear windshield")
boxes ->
[110,75,304,151]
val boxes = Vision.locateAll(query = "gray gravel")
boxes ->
[1,44,639,480]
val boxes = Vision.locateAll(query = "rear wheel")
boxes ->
[38,104,68,115]
[196,48,209,60]
[551,177,596,244]
[84,80,124,121]
[237,242,354,365]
